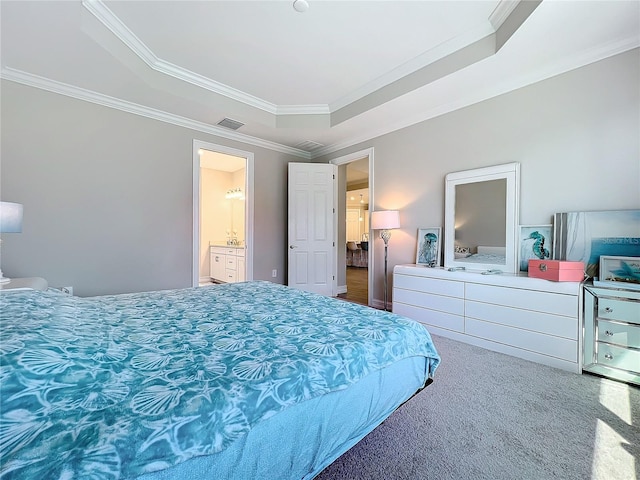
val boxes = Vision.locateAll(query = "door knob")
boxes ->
[289,245,297,249]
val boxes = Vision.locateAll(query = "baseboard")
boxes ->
[371,298,391,311]
[337,284,347,294]
[199,276,211,283]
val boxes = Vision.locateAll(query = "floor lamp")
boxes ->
[371,210,400,311]
[0,201,24,283]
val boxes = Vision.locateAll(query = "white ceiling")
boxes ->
[1,1,638,159]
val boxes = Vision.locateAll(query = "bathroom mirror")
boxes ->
[444,162,520,274]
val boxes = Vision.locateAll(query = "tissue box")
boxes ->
[528,260,585,282]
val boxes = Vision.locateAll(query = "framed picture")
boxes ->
[416,227,441,267]
[519,224,553,272]
[553,210,640,279]
[595,255,640,290]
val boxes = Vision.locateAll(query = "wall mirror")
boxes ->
[444,162,520,274]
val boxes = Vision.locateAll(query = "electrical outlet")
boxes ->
[272,269,277,278]
[61,286,73,295]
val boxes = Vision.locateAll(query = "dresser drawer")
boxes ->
[596,343,640,373]
[597,320,640,347]
[598,297,640,325]
[393,303,464,333]
[226,255,237,269]
[465,317,577,362]
[466,300,577,340]
[394,274,464,298]
[465,283,578,317]
[394,287,464,316]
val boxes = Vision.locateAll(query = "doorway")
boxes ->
[192,140,254,287]
[331,148,373,306]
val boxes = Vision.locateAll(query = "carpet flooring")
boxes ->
[317,334,640,480]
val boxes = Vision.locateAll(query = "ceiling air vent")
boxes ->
[296,140,325,151]
[217,117,244,130]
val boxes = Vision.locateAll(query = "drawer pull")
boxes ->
[604,353,614,360]
[605,330,614,337]
[538,263,547,272]
[604,307,613,313]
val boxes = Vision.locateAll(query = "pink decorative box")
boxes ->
[528,260,585,282]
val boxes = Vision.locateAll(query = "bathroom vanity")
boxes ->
[210,245,246,283]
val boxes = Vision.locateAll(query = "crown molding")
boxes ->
[82,0,281,115]
[489,0,521,31]
[0,67,311,159]
[79,0,639,143]
[312,38,640,159]
[329,21,496,113]
[3,31,636,163]
[82,0,495,120]
[277,104,331,115]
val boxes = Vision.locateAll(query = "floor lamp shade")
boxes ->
[0,202,23,233]
[0,202,24,284]
[371,210,400,230]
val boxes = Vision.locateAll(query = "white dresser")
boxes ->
[209,246,245,283]
[583,283,640,385]
[393,265,583,373]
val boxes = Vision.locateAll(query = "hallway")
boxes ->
[337,267,368,306]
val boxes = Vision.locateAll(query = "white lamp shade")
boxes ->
[0,202,23,233]
[371,210,400,230]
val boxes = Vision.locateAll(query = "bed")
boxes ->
[0,281,440,479]
[454,245,506,264]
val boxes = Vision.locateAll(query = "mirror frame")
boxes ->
[444,162,520,274]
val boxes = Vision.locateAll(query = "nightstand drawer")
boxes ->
[598,297,640,325]
[598,320,640,347]
[596,343,640,373]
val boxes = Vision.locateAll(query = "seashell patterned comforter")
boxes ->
[0,281,440,479]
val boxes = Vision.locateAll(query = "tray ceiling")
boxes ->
[1,1,638,158]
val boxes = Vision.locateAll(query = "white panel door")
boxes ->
[288,163,337,296]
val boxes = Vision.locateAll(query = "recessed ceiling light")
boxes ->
[293,0,309,13]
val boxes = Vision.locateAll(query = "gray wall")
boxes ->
[317,49,640,305]
[2,49,638,301]
[0,81,299,296]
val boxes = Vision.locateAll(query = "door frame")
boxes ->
[192,139,255,287]
[330,147,374,306]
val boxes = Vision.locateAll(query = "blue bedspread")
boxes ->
[0,281,439,479]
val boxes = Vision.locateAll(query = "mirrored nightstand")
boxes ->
[583,282,640,386]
